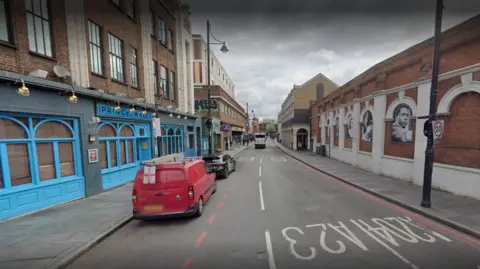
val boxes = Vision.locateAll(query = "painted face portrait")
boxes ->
[392,104,413,143]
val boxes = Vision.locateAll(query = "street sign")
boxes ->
[432,120,444,144]
[152,118,161,137]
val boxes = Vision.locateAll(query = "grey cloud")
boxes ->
[187,0,480,119]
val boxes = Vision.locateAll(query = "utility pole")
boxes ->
[246,102,249,133]
[421,0,444,208]
[207,20,212,155]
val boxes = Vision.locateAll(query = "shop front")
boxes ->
[153,112,200,158]
[0,84,91,221]
[96,103,152,190]
[232,126,244,144]
[221,123,232,150]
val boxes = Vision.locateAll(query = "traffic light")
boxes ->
[206,119,212,129]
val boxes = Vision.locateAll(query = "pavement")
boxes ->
[63,141,480,269]
[0,145,250,269]
[275,141,480,239]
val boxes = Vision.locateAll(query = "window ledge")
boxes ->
[29,51,56,62]
[131,85,141,90]
[111,79,128,86]
[91,72,107,79]
[127,15,137,23]
[0,41,17,50]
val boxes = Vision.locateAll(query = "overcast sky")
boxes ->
[186,0,480,120]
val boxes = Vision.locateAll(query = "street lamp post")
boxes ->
[206,20,229,155]
[420,0,444,208]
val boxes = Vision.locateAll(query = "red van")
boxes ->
[132,159,216,219]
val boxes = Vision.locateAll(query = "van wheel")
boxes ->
[223,165,229,179]
[195,197,204,217]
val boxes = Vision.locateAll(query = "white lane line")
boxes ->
[265,230,277,269]
[431,231,452,242]
[259,166,262,177]
[260,157,263,164]
[351,220,419,269]
[259,181,265,210]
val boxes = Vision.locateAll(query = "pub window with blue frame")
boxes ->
[98,122,137,171]
[158,125,184,156]
[0,115,81,190]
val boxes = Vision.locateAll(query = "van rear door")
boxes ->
[135,168,188,214]
[159,169,190,213]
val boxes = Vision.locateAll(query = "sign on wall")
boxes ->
[432,120,444,144]
[152,118,161,137]
[195,100,218,111]
[96,104,153,121]
[88,149,98,163]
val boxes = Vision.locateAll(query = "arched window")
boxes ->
[0,117,31,188]
[159,125,184,156]
[98,122,138,171]
[98,124,118,169]
[119,125,135,165]
[0,115,80,191]
[176,128,182,153]
[35,120,75,181]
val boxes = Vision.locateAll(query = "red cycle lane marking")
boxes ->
[181,258,192,269]
[223,193,228,199]
[297,160,480,249]
[208,214,216,225]
[194,231,207,248]
[216,201,223,209]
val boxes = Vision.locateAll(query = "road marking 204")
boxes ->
[281,216,450,260]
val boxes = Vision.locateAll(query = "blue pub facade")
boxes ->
[0,72,202,221]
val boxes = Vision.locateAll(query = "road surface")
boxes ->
[66,141,480,269]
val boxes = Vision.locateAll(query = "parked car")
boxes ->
[132,159,216,220]
[203,153,236,179]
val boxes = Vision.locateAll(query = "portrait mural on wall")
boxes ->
[361,110,373,142]
[392,103,413,143]
[347,116,354,139]
[335,117,340,137]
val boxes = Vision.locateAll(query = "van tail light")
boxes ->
[188,186,194,200]
[132,189,137,204]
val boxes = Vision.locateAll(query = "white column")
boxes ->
[139,1,154,104]
[65,0,89,88]
[329,111,334,146]
[321,113,326,146]
[339,108,345,149]
[413,82,431,186]
[352,102,361,166]
[372,95,387,173]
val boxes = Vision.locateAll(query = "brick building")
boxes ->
[310,15,480,200]
[0,0,203,221]
[194,85,246,152]
[278,73,338,150]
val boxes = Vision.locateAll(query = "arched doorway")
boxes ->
[296,128,308,150]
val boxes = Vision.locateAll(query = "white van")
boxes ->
[254,133,266,149]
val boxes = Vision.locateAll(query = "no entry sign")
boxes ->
[432,120,444,144]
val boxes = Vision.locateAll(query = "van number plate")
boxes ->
[144,204,164,212]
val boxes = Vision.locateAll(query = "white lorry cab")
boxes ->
[254,133,266,149]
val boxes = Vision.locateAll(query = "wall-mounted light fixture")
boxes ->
[177,115,181,119]
[17,79,30,96]
[169,113,173,118]
[142,106,147,115]
[88,135,96,143]
[115,101,121,112]
[129,105,136,113]
[184,116,188,120]
[68,92,78,104]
